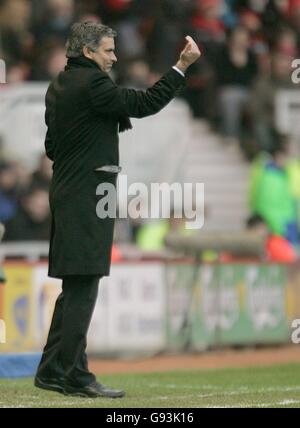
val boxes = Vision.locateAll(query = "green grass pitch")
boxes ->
[0,363,300,408]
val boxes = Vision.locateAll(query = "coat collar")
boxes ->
[65,56,101,71]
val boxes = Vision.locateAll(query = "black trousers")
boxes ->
[36,275,100,387]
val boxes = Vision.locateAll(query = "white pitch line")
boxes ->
[256,399,300,408]
[145,387,300,405]
[204,399,300,408]
[148,383,300,395]
[149,383,220,390]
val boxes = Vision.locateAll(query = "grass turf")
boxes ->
[0,363,300,408]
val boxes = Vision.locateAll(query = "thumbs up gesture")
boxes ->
[175,36,201,73]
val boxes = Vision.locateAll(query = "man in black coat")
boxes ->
[34,22,200,398]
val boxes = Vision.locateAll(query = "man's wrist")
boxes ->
[174,61,188,74]
[172,66,185,77]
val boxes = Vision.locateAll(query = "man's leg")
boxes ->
[35,275,99,384]
[61,275,100,387]
[62,275,125,397]
[34,291,66,392]
[35,274,125,397]
[36,291,65,380]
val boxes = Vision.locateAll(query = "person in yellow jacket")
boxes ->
[136,212,194,251]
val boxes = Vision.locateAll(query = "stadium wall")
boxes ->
[0,260,299,356]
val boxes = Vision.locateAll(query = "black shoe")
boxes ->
[64,381,125,398]
[34,375,65,394]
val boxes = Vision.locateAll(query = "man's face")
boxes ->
[86,37,117,73]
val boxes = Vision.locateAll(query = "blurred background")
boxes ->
[2,0,300,245]
[1,0,300,366]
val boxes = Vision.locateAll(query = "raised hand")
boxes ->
[175,36,201,73]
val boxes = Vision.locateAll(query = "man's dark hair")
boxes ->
[65,22,117,58]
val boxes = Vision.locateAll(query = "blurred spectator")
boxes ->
[30,154,53,189]
[143,0,188,72]
[0,0,33,63]
[261,0,291,46]
[181,54,216,119]
[0,0,33,81]
[288,0,300,52]
[4,62,30,83]
[0,161,20,223]
[122,57,150,89]
[30,41,67,80]
[97,0,133,22]
[191,0,225,46]
[215,25,257,142]
[248,46,295,153]
[113,16,145,66]
[31,0,75,45]
[247,213,297,262]
[248,150,271,212]
[10,160,32,192]
[250,145,298,244]
[136,210,191,251]
[3,186,51,241]
[180,1,221,119]
[221,0,239,28]
[274,26,298,54]
[286,154,300,234]
[238,7,269,63]
[234,0,269,13]
[136,220,170,251]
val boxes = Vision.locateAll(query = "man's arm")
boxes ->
[89,36,200,119]
[89,68,185,119]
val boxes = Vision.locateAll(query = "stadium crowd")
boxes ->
[1,0,300,260]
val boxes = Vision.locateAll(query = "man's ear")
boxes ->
[83,46,93,59]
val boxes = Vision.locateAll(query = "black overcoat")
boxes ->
[45,56,185,278]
